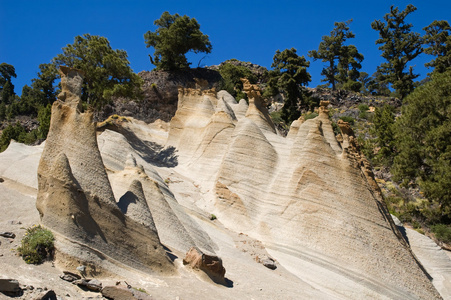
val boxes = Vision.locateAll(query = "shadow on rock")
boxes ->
[120,127,178,168]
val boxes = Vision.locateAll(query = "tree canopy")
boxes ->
[308,20,363,91]
[218,62,258,100]
[371,5,423,99]
[0,63,17,105]
[266,48,311,123]
[53,34,142,108]
[144,12,212,71]
[392,70,451,220]
[423,20,451,74]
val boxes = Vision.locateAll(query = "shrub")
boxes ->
[17,225,55,264]
[432,224,451,244]
[210,214,217,220]
[358,104,369,112]
[339,116,355,125]
[304,112,318,120]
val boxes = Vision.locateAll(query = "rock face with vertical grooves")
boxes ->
[36,66,174,275]
[25,67,444,298]
[164,86,442,299]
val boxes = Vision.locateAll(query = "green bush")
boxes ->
[17,225,55,264]
[304,112,318,120]
[0,122,27,152]
[432,224,451,244]
[358,104,370,119]
[339,116,355,125]
[358,104,369,112]
[270,111,284,124]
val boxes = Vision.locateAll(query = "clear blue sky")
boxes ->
[1,0,450,94]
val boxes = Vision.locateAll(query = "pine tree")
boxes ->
[309,20,363,91]
[423,20,451,74]
[267,48,311,123]
[144,12,212,71]
[371,105,395,164]
[0,63,17,105]
[371,5,422,99]
[392,70,451,219]
[53,34,142,108]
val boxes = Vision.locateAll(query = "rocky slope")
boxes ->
[0,67,450,299]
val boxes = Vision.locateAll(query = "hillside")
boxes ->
[0,67,450,299]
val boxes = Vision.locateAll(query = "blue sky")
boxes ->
[1,0,450,94]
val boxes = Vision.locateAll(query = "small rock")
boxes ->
[60,271,81,282]
[86,279,102,292]
[0,278,21,293]
[7,220,21,225]
[76,265,86,274]
[73,279,102,292]
[101,286,134,299]
[34,290,57,300]
[0,232,16,239]
[262,258,277,270]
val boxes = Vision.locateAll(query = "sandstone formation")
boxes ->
[1,69,449,299]
[36,66,174,275]
[164,87,442,299]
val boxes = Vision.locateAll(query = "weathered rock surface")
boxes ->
[36,66,174,276]
[165,88,443,299]
[1,72,450,299]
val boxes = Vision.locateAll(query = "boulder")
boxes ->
[183,247,226,283]
[0,279,20,293]
[59,271,81,282]
[102,286,135,300]
[73,278,102,292]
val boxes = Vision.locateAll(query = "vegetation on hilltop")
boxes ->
[371,5,423,100]
[266,48,312,123]
[309,20,363,92]
[54,34,143,109]
[144,11,212,71]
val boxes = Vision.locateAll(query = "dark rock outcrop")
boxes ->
[95,68,222,123]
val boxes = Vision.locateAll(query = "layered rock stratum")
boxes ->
[0,68,450,299]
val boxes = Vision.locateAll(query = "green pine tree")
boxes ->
[309,20,363,91]
[371,5,423,99]
[266,48,311,123]
[392,70,451,220]
[144,12,212,71]
[423,20,451,74]
[53,34,142,109]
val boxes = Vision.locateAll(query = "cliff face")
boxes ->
[36,67,175,275]
[32,68,443,299]
[165,84,442,299]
